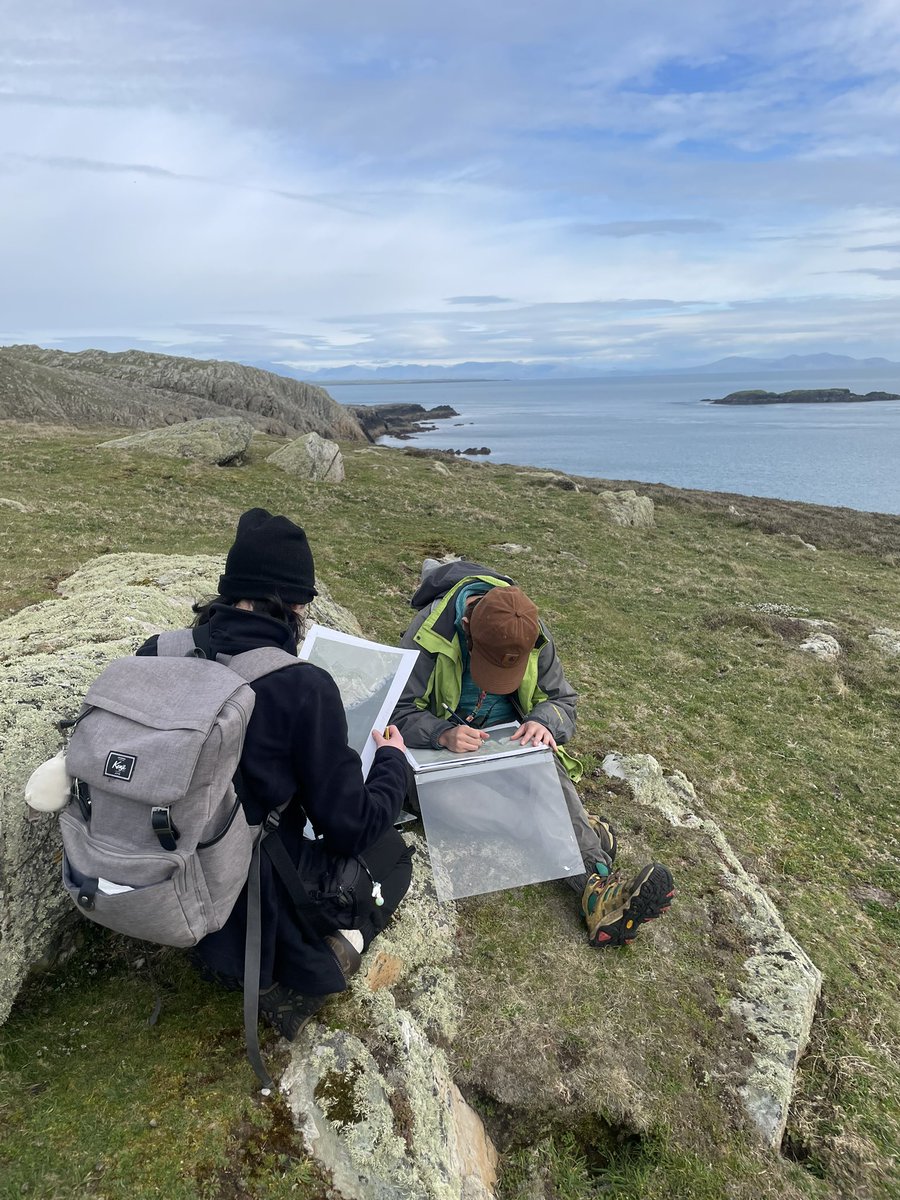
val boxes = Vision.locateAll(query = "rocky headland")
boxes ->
[0,344,364,439]
[705,387,900,405]
[345,402,458,441]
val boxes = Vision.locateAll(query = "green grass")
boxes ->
[0,932,328,1199]
[2,425,899,1198]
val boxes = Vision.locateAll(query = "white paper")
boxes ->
[298,624,420,778]
[405,722,544,774]
[97,877,134,895]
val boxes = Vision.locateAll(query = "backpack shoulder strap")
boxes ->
[155,629,301,683]
[155,628,198,657]
[220,647,304,685]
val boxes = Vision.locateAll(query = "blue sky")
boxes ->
[2,0,900,371]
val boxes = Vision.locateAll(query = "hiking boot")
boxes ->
[586,814,618,875]
[257,935,362,1042]
[581,863,674,948]
[258,984,329,1042]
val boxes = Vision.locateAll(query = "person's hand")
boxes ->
[437,725,491,752]
[372,725,407,752]
[511,720,557,750]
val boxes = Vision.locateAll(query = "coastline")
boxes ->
[330,376,900,515]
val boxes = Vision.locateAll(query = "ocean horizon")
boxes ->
[329,370,900,516]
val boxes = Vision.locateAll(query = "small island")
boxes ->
[705,388,900,405]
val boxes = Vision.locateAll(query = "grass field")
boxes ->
[1,423,898,1199]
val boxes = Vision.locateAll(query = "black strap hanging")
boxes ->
[151,806,180,851]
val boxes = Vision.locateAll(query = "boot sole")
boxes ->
[590,863,675,948]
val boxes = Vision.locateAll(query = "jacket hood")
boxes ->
[203,602,299,657]
[410,560,515,610]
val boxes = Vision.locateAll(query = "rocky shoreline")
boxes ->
[344,401,458,441]
[705,387,900,405]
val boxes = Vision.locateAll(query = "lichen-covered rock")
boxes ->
[57,551,362,638]
[267,432,345,482]
[596,489,655,527]
[99,416,254,464]
[282,842,498,1199]
[798,632,841,660]
[869,628,900,658]
[0,553,361,1025]
[602,752,822,1149]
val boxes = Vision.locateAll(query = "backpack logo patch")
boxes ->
[104,751,137,781]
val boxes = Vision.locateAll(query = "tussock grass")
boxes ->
[1,425,899,1199]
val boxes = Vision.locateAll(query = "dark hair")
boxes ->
[192,594,306,640]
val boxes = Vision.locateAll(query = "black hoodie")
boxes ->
[137,604,408,994]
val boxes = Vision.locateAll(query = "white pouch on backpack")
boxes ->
[25,750,71,813]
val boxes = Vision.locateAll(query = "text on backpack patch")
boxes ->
[104,751,137,781]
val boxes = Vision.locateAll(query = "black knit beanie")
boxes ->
[218,508,318,604]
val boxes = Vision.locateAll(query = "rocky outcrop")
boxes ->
[0,345,364,439]
[99,417,255,465]
[869,628,900,657]
[596,489,655,527]
[0,553,361,1026]
[267,431,345,481]
[602,753,822,1149]
[348,403,458,441]
[798,632,841,660]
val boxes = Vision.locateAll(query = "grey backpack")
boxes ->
[59,628,297,948]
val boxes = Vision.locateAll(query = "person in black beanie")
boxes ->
[135,508,413,1041]
[218,507,318,605]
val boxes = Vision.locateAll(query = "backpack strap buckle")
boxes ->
[263,810,281,833]
[77,877,98,911]
[151,806,180,851]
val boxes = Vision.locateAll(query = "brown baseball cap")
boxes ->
[468,587,540,694]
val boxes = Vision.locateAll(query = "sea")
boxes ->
[328,370,900,515]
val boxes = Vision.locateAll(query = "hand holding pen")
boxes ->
[437,705,490,752]
[372,724,407,752]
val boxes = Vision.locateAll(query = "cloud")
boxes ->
[445,295,514,305]
[841,267,900,280]
[574,219,724,238]
[848,242,900,253]
[2,0,900,366]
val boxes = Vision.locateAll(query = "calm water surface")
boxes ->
[330,371,900,514]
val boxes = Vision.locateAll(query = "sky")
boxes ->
[3,0,900,372]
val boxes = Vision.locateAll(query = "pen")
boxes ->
[441,704,467,727]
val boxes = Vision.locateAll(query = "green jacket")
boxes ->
[391,561,583,781]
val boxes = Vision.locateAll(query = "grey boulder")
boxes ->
[100,417,254,465]
[596,489,655,527]
[267,432,345,482]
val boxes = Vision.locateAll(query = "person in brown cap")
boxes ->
[391,559,674,948]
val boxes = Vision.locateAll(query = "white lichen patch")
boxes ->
[602,752,822,1150]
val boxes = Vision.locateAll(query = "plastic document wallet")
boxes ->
[414,748,583,902]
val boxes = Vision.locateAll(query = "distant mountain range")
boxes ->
[264,352,900,384]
